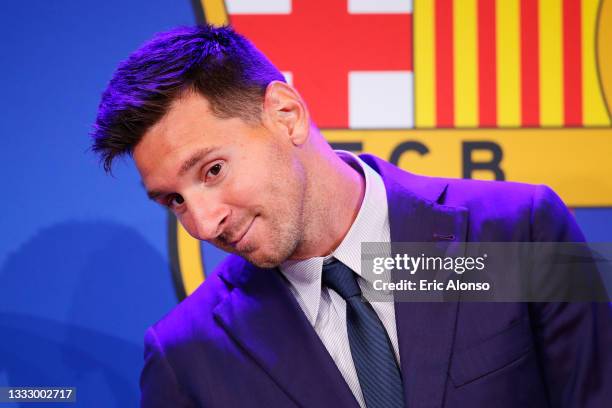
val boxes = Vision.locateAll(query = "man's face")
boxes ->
[133,91,308,268]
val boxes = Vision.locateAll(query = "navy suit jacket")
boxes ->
[141,155,612,407]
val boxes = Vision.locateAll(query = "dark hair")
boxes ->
[91,24,285,172]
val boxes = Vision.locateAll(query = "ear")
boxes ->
[262,80,310,146]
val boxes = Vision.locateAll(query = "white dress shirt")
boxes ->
[279,151,398,408]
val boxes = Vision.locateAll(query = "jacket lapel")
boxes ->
[213,260,359,408]
[362,155,468,408]
[391,197,468,408]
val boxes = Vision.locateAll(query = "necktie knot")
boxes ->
[322,259,362,300]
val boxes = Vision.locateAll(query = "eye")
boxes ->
[205,161,224,181]
[167,194,184,208]
[209,163,222,176]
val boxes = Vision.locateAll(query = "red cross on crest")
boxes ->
[230,0,412,128]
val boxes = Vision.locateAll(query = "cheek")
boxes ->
[231,163,280,203]
[226,173,261,208]
[176,213,197,239]
[231,143,299,211]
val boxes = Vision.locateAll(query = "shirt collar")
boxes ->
[331,151,389,278]
[280,151,390,325]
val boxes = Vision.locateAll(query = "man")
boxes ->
[92,25,611,407]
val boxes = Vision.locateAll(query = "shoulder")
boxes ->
[433,176,582,241]
[140,255,250,405]
[442,176,543,212]
[439,177,582,241]
[146,254,246,350]
[364,152,554,209]
[362,153,539,207]
[361,154,582,241]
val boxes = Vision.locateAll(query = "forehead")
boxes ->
[133,92,244,176]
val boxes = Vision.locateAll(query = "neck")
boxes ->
[290,137,365,260]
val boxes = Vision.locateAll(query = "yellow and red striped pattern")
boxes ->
[415,0,611,128]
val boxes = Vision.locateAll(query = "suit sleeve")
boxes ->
[140,327,196,408]
[528,185,612,407]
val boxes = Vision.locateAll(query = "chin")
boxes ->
[237,231,300,269]
[249,259,280,269]
[241,243,293,269]
[243,251,283,269]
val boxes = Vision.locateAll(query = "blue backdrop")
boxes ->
[1,1,611,406]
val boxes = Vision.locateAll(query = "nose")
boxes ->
[181,191,230,241]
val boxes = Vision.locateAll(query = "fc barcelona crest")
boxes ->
[169,0,612,299]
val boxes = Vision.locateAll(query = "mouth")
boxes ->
[229,216,257,251]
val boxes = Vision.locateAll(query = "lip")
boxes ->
[230,216,257,251]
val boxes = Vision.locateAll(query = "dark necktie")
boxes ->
[322,259,405,408]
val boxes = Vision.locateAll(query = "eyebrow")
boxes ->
[145,147,219,201]
[146,189,164,201]
[178,147,217,177]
